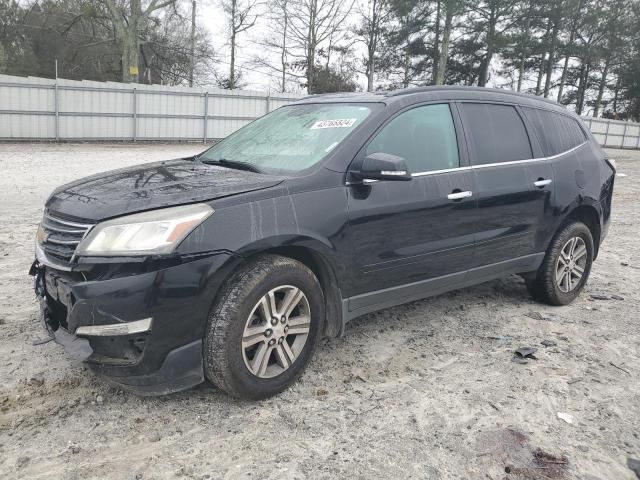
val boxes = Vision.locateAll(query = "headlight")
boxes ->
[76,204,213,256]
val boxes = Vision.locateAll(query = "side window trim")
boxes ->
[515,104,544,158]
[354,101,466,175]
[450,101,471,168]
[469,141,588,169]
[354,133,588,184]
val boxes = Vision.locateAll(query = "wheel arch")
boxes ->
[211,238,345,339]
[253,246,344,338]
[566,204,602,258]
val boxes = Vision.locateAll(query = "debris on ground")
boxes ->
[589,294,611,300]
[541,339,558,347]
[513,347,538,363]
[525,311,552,321]
[557,412,574,424]
[27,374,44,387]
[610,362,631,375]
[31,336,54,346]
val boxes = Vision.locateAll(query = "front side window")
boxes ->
[459,103,533,165]
[365,103,460,173]
[199,103,374,174]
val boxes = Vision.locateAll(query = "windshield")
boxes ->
[199,103,374,174]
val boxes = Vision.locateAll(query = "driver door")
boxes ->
[344,103,477,313]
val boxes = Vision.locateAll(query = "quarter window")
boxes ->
[521,107,587,156]
[365,104,460,173]
[459,103,533,165]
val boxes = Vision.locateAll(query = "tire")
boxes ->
[204,254,324,399]
[526,221,594,306]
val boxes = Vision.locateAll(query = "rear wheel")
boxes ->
[526,221,594,306]
[204,254,324,399]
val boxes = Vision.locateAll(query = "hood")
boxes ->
[45,158,285,221]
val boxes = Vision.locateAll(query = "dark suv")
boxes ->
[31,86,615,399]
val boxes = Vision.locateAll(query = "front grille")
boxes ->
[39,213,93,264]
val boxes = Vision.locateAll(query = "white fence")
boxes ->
[0,74,302,141]
[1,73,639,148]
[581,117,640,149]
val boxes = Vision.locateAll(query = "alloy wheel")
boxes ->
[555,236,588,293]
[241,285,311,378]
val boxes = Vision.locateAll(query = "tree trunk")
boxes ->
[478,6,496,87]
[557,55,570,102]
[366,0,377,92]
[306,0,317,93]
[367,47,375,91]
[536,19,551,95]
[435,4,453,85]
[432,0,441,85]
[121,28,139,83]
[517,4,532,92]
[403,34,410,88]
[307,40,315,93]
[229,0,237,89]
[535,55,545,95]
[612,75,620,116]
[593,60,609,117]
[576,60,590,115]
[557,0,583,103]
[544,11,560,98]
[189,0,196,87]
[280,2,288,93]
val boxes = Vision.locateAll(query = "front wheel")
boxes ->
[526,221,594,306]
[204,254,324,399]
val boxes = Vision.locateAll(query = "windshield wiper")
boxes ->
[201,158,262,173]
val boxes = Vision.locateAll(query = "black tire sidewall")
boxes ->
[541,222,594,305]
[205,256,324,399]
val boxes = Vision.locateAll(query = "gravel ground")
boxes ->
[0,143,638,480]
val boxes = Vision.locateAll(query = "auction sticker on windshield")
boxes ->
[310,118,357,129]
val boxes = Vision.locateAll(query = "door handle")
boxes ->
[447,190,473,201]
[534,179,552,188]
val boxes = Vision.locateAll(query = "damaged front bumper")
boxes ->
[29,251,233,395]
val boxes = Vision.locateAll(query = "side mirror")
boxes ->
[352,152,412,182]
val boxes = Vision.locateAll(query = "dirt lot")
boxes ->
[0,143,638,480]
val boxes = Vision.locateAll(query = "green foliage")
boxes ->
[309,64,358,94]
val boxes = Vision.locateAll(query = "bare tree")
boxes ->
[286,0,354,93]
[355,0,392,91]
[250,0,297,92]
[220,0,261,89]
[103,0,178,83]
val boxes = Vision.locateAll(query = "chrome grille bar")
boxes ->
[39,213,94,265]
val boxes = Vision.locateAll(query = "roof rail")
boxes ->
[383,85,561,107]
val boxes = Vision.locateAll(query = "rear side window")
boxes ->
[521,107,587,156]
[459,103,533,165]
[366,103,460,172]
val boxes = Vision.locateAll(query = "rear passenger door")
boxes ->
[520,107,590,236]
[457,102,555,274]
